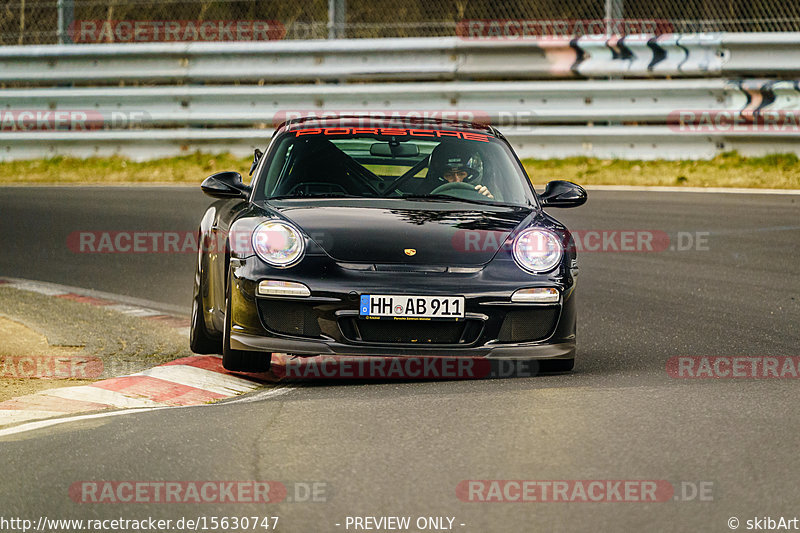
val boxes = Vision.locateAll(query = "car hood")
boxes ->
[262,199,534,265]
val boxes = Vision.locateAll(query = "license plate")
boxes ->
[359,295,465,320]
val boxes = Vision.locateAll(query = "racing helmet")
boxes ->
[428,142,482,184]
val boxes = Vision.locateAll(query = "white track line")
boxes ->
[583,185,800,195]
[0,277,297,435]
[0,387,296,438]
[138,365,264,396]
[221,386,295,404]
[105,305,166,317]
[0,277,187,317]
[0,409,66,426]
[3,281,70,296]
[0,407,169,438]
[38,386,164,408]
[0,183,197,188]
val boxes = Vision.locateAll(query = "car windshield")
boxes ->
[254,128,534,206]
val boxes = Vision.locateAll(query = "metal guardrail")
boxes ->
[1,33,800,84]
[5,78,800,125]
[0,79,740,125]
[1,34,799,160]
[3,126,800,161]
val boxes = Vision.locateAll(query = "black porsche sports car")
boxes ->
[190,116,586,373]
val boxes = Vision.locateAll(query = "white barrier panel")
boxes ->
[0,79,739,126]
[0,33,798,84]
[3,126,800,161]
[1,34,800,160]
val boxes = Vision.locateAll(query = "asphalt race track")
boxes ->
[1,186,798,532]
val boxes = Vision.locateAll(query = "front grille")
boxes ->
[342,318,481,345]
[373,264,448,273]
[497,308,560,343]
[258,300,321,338]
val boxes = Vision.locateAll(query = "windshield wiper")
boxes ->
[396,193,497,206]
[267,193,369,200]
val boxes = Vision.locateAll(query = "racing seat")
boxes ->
[273,139,353,197]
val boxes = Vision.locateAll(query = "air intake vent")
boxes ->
[340,318,482,345]
[373,264,448,273]
[258,300,321,338]
[497,308,559,343]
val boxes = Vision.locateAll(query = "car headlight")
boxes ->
[512,229,563,273]
[252,221,305,268]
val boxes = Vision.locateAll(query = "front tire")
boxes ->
[222,268,272,372]
[190,269,221,355]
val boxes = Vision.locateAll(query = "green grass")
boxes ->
[0,153,252,185]
[0,151,798,189]
[523,152,800,189]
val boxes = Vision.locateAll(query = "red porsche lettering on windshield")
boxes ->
[292,128,490,142]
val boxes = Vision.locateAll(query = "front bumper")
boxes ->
[228,255,576,360]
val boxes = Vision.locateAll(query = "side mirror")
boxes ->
[249,148,263,176]
[539,180,587,208]
[201,171,251,199]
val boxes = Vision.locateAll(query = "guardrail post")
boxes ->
[604,0,623,35]
[57,0,75,44]
[328,0,346,39]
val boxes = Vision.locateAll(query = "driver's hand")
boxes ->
[474,185,494,199]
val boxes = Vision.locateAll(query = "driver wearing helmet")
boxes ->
[428,143,494,199]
